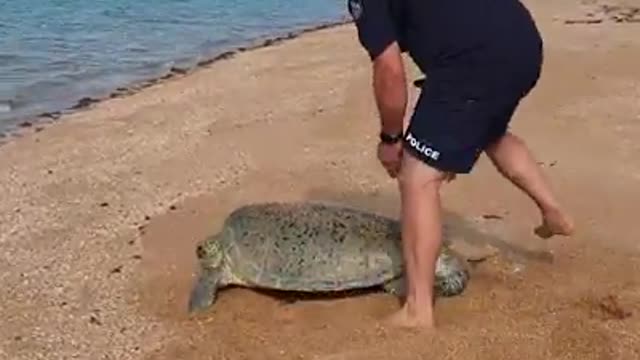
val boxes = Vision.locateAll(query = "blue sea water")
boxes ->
[0,0,347,132]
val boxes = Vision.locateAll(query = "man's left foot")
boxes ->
[534,207,575,239]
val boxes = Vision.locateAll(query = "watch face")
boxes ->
[380,132,402,144]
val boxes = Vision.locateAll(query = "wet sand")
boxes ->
[1,0,640,359]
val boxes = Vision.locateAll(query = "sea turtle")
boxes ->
[188,201,470,312]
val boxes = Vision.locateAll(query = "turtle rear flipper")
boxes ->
[383,252,471,299]
[382,270,470,299]
[434,249,471,297]
[435,268,470,297]
[188,268,222,313]
[382,277,406,298]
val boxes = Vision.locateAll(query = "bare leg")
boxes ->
[385,151,447,329]
[485,132,575,238]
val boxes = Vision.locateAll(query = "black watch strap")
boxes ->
[379,131,403,144]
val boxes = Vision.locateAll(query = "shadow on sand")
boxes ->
[304,185,554,264]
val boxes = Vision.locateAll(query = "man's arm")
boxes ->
[349,0,407,136]
[373,42,407,136]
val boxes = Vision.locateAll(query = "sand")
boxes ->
[1,0,639,359]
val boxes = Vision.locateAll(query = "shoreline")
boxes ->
[1,0,640,358]
[0,16,353,145]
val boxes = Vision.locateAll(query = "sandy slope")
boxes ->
[1,0,639,359]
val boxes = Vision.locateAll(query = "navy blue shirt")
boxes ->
[348,0,542,77]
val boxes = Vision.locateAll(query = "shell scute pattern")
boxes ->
[220,202,403,290]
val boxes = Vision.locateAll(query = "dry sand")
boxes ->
[1,0,640,359]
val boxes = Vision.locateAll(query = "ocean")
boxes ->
[0,0,347,133]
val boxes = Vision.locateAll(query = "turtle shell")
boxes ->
[219,202,404,291]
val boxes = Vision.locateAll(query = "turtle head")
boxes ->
[190,233,225,313]
[196,233,224,269]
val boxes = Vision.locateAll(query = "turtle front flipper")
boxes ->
[188,268,223,313]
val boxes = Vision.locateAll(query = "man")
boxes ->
[347,0,575,328]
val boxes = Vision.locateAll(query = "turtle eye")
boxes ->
[196,245,206,259]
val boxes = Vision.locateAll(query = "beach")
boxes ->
[1,0,640,359]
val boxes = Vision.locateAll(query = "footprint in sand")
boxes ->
[551,313,614,359]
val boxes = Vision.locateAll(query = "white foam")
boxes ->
[0,101,11,113]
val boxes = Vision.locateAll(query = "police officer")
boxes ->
[348,0,575,328]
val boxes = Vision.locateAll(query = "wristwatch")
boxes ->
[379,131,403,144]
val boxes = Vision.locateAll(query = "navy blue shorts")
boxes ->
[402,61,541,174]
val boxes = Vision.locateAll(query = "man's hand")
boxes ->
[378,141,403,178]
[372,43,406,179]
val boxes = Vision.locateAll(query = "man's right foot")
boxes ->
[382,303,435,329]
[534,207,575,239]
